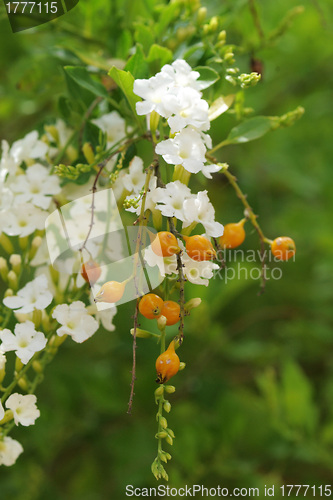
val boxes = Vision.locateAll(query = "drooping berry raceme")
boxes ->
[95,280,126,303]
[183,234,216,261]
[161,301,181,326]
[151,231,180,258]
[139,293,164,319]
[219,219,246,249]
[81,260,101,285]
[156,341,180,384]
[271,236,296,261]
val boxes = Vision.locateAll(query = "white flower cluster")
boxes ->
[134,59,221,179]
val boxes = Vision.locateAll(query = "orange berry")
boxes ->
[81,260,101,285]
[161,301,180,326]
[95,280,125,303]
[139,293,164,319]
[156,341,180,384]
[219,220,246,249]
[271,236,296,261]
[151,231,180,257]
[184,235,216,261]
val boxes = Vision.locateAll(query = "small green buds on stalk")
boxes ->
[238,72,261,89]
[0,257,9,281]
[9,254,21,275]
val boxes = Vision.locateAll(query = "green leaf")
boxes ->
[64,66,109,99]
[154,1,180,37]
[209,95,235,121]
[147,44,173,68]
[108,66,143,129]
[195,66,220,90]
[281,361,318,433]
[125,45,149,79]
[134,24,154,54]
[226,116,273,144]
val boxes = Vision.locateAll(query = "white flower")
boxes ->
[0,400,4,421]
[0,436,23,466]
[134,72,174,117]
[92,111,126,148]
[0,202,46,237]
[10,164,61,209]
[122,156,145,194]
[3,275,53,314]
[94,304,118,332]
[144,245,178,277]
[161,59,201,90]
[10,131,48,165]
[0,321,47,364]
[152,180,191,221]
[52,301,99,343]
[183,191,224,237]
[156,128,207,174]
[182,252,219,286]
[0,140,17,182]
[5,393,40,427]
[164,87,210,133]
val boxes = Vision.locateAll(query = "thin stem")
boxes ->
[248,0,265,40]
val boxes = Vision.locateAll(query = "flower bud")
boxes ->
[184,297,201,312]
[17,376,29,391]
[0,257,9,281]
[155,386,164,397]
[160,417,168,429]
[0,233,14,254]
[157,315,167,331]
[156,431,168,439]
[82,143,95,165]
[165,385,176,394]
[4,288,13,298]
[179,362,186,371]
[197,6,207,24]
[0,409,13,425]
[165,435,173,446]
[29,236,43,260]
[7,270,18,291]
[9,254,21,275]
[130,328,157,339]
[164,401,171,413]
[32,360,43,373]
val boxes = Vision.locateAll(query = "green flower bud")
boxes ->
[4,288,13,298]
[82,143,95,165]
[32,360,43,373]
[165,435,173,446]
[164,401,171,413]
[165,385,176,394]
[0,257,9,281]
[179,362,186,371]
[154,386,164,397]
[197,6,207,24]
[160,417,168,429]
[156,431,168,439]
[0,234,14,254]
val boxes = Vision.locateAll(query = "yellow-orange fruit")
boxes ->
[219,220,246,249]
[156,341,180,384]
[139,293,164,319]
[271,236,296,261]
[151,231,180,257]
[81,260,101,285]
[95,280,125,303]
[184,235,216,261]
[161,301,180,326]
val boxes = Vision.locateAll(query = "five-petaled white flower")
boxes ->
[10,164,61,209]
[0,436,23,466]
[0,202,46,237]
[164,87,210,134]
[152,180,191,221]
[155,128,207,175]
[3,275,53,314]
[10,131,48,165]
[134,72,174,117]
[183,191,224,237]
[122,156,146,194]
[52,301,99,343]
[182,252,219,286]
[0,321,47,365]
[5,393,40,427]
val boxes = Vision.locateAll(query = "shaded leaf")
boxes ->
[195,66,220,90]
[64,66,109,99]
[226,116,273,144]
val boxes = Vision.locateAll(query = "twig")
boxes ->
[248,0,265,40]
[127,299,139,415]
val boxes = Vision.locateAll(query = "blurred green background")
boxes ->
[1,0,333,498]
